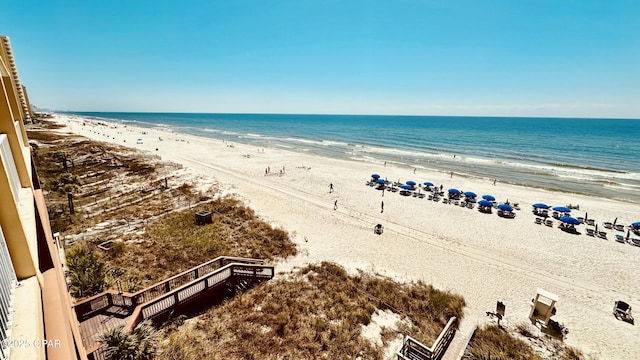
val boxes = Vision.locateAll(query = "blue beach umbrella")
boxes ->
[498,204,513,212]
[482,195,495,201]
[406,180,416,186]
[371,174,380,179]
[400,185,411,190]
[464,191,477,198]
[532,203,550,209]
[478,200,492,207]
[423,181,434,186]
[559,216,580,225]
[631,222,640,229]
[448,188,461,194]
[376,179,386,184]
[552,206,571,213]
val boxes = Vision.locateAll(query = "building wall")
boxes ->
[0,35,85,360]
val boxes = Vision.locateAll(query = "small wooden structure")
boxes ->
[397,317,457,360]
[195,210,213,225]
[529,288,558,326]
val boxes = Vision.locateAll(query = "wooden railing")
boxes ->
[123,263,274,331]
[74,256,264,321]
[397,317,458,360]
[81,258,272,360]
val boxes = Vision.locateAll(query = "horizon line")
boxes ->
[51,110,640,121]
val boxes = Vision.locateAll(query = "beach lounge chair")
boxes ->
[577,217,584,224]
[467,202,474,209]
[535,218,543,225]
[604,222,613,229]
[597,231,607,239]
[586,228,595,236]
[629,238,640,247]
[586,219,595,226]
[614,224,625,231]
[613,301,634,324]
[615,234,625,243]
[545,219,553,227]
[427,194,433,200]
[552,211,560,219]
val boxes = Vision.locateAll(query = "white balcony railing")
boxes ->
[0,226,17,360]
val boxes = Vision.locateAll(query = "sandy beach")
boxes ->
[54,114,640,359]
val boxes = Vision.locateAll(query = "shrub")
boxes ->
[98,321,158,360]
[66,241,107,298]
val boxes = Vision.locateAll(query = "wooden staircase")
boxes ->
[73,256,274,360]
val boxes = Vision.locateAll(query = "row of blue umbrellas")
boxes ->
[532,203,572,213]
[373,174,437,189]
[373,173,638,228]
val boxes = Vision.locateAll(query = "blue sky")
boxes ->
[2,1,639,118]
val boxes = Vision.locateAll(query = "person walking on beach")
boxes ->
[381,201,384,213]
[493,179,497,186]
[334,200,338,210]
[414,168,416,174]
[329,183,334,193]
[450,171,453,178]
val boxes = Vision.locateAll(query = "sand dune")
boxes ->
[55,115,640,359]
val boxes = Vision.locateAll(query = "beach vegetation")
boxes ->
[467,324,542,360]
[98,321,158,360]
[155,262,465,359]
[106,196,296,287]
[52,172,80,193]
[65,240,108,298]
[466,324,596,360]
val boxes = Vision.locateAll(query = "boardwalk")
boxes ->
[73,256,274,359]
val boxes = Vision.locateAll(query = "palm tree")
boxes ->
[55,150,70,172]
[99,321,158,360]
[66,241,107,297]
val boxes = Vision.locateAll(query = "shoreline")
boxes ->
[52,114,640,359]
[60,112,640,204]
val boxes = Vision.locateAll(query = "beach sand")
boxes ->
[54,115,639,359]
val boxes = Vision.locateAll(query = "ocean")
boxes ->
[65,112,640,203]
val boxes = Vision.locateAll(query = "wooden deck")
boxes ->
[79,306,133,353]
[73,256,274,360]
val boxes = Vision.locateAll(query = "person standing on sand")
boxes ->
[414,168,416,174]
[381,201,384,213]
[329,183,334,193]
[334,200,338,210]
[493,179,497,186]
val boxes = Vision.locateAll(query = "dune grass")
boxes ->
[155,261,465,360]
[465,324,593,360]
[107,197,296,287]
